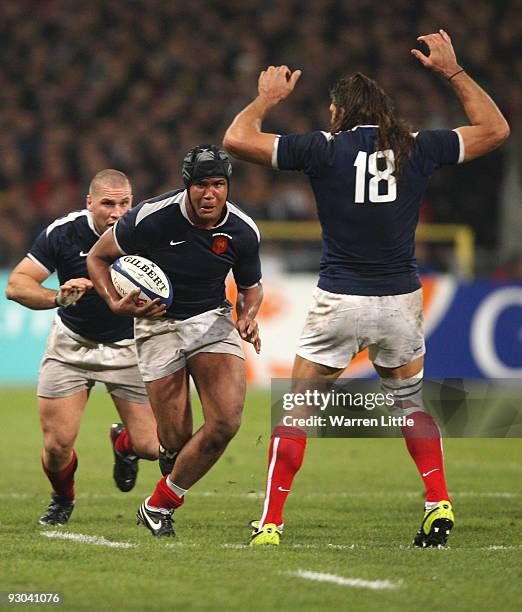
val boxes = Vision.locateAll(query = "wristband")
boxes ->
[448,68,465,81]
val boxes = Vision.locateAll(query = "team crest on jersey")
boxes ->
[211,236,229,255]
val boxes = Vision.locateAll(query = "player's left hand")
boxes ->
[236,318,261,354]
[412,30,462,80]
[258,65,302,106]
[56,278,94,307]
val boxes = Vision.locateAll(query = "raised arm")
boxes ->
[6,257,92,310]
[412,29,510,161]
[223,65,301,166]
[87,229,166,318]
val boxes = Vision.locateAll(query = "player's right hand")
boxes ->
[110,290,167,318]
[56,278,93,307]
[258,65,302,105]
[236,318,261,354]
[411,30,462,80]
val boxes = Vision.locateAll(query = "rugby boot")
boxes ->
[414,500,454,548]
[249,521,282,546]
[38,494,75,526]
[136,497,175,537]
[110,423,138,492]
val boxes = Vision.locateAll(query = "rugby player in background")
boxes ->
[224,30,509,547]
[6,170,161,526]
[88,146,263,538]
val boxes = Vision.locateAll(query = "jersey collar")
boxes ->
[86,210,101,237]
[350,124,379,130]
[180,190,230,229]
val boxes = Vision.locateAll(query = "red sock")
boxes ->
[259,426,307,528]
[42,450,78,501]
[401,411,449,502]
[114,427,134,455]
[148,477,184,511]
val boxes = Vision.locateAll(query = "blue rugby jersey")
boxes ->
[28,210,134,343]
[275,126,463,295]
[114,189,261,320]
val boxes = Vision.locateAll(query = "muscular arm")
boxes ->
[412,30,510,161]
[450,74,510,161]
[5,258,91,310]
[236,284,263,353]
[87,229,166,317]
[223,66,301,166]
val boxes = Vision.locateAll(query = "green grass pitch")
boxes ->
[0,387,521,611]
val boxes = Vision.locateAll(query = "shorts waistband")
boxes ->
[55,315,135,348]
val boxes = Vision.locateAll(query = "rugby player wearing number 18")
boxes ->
[224,30,509,547]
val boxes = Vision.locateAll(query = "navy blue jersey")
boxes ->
[275,126,463,295]
[28,210,134,343]
[114,189,261,320]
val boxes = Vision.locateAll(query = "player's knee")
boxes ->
[207,415,242,446]
[380,370,425,417]
[44,436,74,462]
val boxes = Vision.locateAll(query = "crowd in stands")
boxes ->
[0,0,520,274]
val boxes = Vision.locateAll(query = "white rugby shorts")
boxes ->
[133,301,244,382]
[38,316,148,403]
[297,287,425,369]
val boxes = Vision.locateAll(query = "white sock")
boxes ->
[166,476,188,498]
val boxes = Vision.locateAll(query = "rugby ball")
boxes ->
[110,255,173,308]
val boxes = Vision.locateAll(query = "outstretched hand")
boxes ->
[411,29,462,79]
[110,290,167,318]
[258,65,302,106]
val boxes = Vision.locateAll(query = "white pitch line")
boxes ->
[41,530,136,549]
[289,543,363,550]
[454,492,519,499]
[35,532,522,552]
[286,570,401,590]
[222,543,363,550]
[2,490,520,500]
[216,544,353,550]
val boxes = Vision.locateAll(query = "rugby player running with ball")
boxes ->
[88,146,263,537]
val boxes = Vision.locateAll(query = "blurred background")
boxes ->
[0,0,520,381]
[0,0,520,275]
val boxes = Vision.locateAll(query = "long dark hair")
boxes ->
[330,73,414,175]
